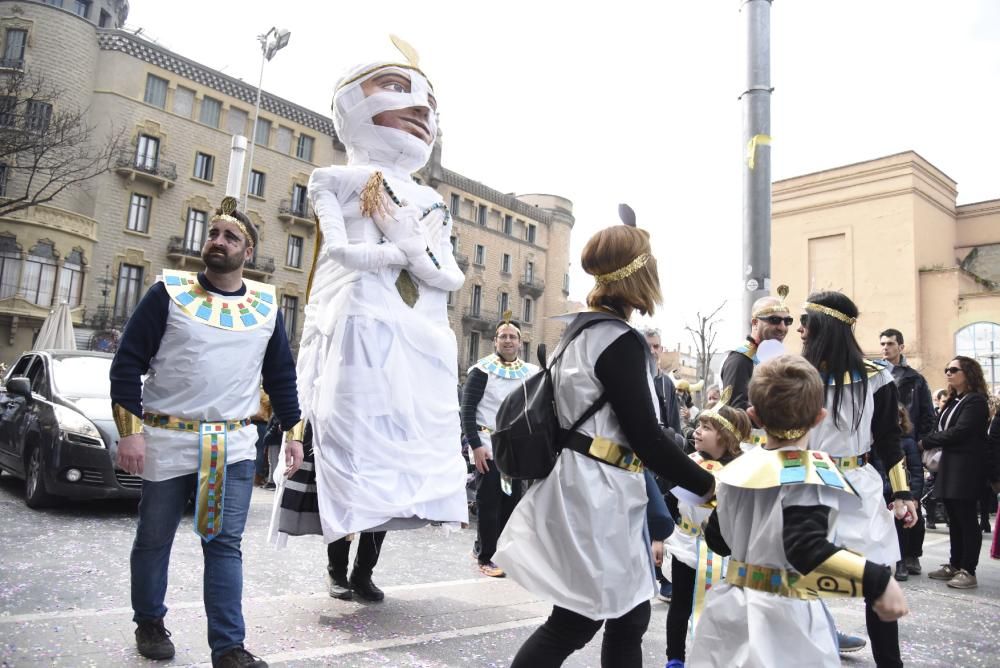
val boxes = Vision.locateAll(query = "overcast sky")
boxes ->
[126,0,1000,354]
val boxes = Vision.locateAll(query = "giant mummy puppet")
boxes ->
[271,40,468,545]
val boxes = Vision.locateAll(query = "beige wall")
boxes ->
[773,151,1000,387]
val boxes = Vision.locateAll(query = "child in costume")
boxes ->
[663,394,751,668]
[688,355,908,668]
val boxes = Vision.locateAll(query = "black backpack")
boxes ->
[492,313,617,480]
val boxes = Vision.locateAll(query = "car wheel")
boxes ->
[25,446,57,509]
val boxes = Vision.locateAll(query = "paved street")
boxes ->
[1,475,997,667]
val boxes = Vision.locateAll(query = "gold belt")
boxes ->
[143,413,253,432]
[726,558,863,600]
[677,516,702,537]
[587,436,643,473]
[830,452,870,470]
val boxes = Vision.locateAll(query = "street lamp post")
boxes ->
[242,26,291,211]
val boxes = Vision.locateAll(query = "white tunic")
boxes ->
[140,276,276,482]
[287,165,468,541]
[467,356,540,459]
[689,447,856,668]
[811,364,899,566]
[494,318,657,620]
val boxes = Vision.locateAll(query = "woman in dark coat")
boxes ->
[923,356,990,589]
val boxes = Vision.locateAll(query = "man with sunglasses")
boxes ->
[720,295,794,411]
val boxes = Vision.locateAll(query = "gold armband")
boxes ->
[285,419,306,442]
[112,403,143,438]
[789,549,867,599]
[887,459,910,494]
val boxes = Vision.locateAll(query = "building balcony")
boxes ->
[462,307,497,330]
[166,236,275,279]
[115,151,177,191]
[518,275,545,297]
[278,199,314,223]
[454,253,469,271]
[0,57,24,71]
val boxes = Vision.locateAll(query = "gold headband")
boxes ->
[804,302,856,326]
[594,253,650,285]
[699,409,741,441]
[496,309,520,335]
[765,427,808,441]
[753,285,790,318]
[211,214,254,248]
[699,387,742,441]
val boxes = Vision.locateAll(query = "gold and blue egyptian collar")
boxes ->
[735,338,760,364]
[821,359,887,386]
[716,446,857,495]
[476,353,531,380]
[162,269,277,331]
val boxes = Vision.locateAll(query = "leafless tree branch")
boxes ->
[0,68,125,218]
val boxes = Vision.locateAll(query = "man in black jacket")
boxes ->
[880,329,936,442]
[880,327,936,573]
[644,328,682,432]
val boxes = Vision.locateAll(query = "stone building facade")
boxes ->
[0,0,574,373]
[772,151,1000,394]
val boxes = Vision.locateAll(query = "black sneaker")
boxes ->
[213,646,268,667]
[327,572,352,600]
[135,618,175,660]
[894,560,908,581]
[350,576,385,602]
[904,556,922,575]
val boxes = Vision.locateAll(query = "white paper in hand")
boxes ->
[756,339,786,363]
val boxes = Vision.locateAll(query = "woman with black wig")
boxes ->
[796,291,917,668]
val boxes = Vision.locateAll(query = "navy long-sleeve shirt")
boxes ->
[109,272,301,432]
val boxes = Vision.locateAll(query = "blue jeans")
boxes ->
[131,459,255,660]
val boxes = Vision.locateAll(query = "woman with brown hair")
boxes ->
[925,355,991,589]
[495,223,714,667]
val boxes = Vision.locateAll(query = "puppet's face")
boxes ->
[333,63,438,172]
[360,69,437,145]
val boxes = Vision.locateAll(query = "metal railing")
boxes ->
[279,198,312,219]
[115,149,177,181]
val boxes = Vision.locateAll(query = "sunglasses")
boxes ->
[799,314,809,327]
[944,366,963,375]
[760,315,794,326]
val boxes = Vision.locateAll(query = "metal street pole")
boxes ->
[242,27,290,212]
[243,44,268,212]
[740,0,773,325]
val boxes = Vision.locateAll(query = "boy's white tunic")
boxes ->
[494,318,657,620]
[272,60,468,542]
[689,447,859,668]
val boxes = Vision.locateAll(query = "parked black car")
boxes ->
[0,350,141,507]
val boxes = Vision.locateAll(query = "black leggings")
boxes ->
[866,601,902,668]
[665,557,696,660]
[326,531,386,582]
[510,602,651,668]
[943,497,982,574]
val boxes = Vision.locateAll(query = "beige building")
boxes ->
[772,151,1000,394]
[0,0,573,373]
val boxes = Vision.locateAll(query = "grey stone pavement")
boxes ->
[0,474,997,667]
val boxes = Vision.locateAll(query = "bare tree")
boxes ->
[684,300,726,404]
[0,69,123,218]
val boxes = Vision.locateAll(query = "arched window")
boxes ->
[20,240,58,306]
[0,232,19,299]
[57,248,85,307]
[955,322,1000,394]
